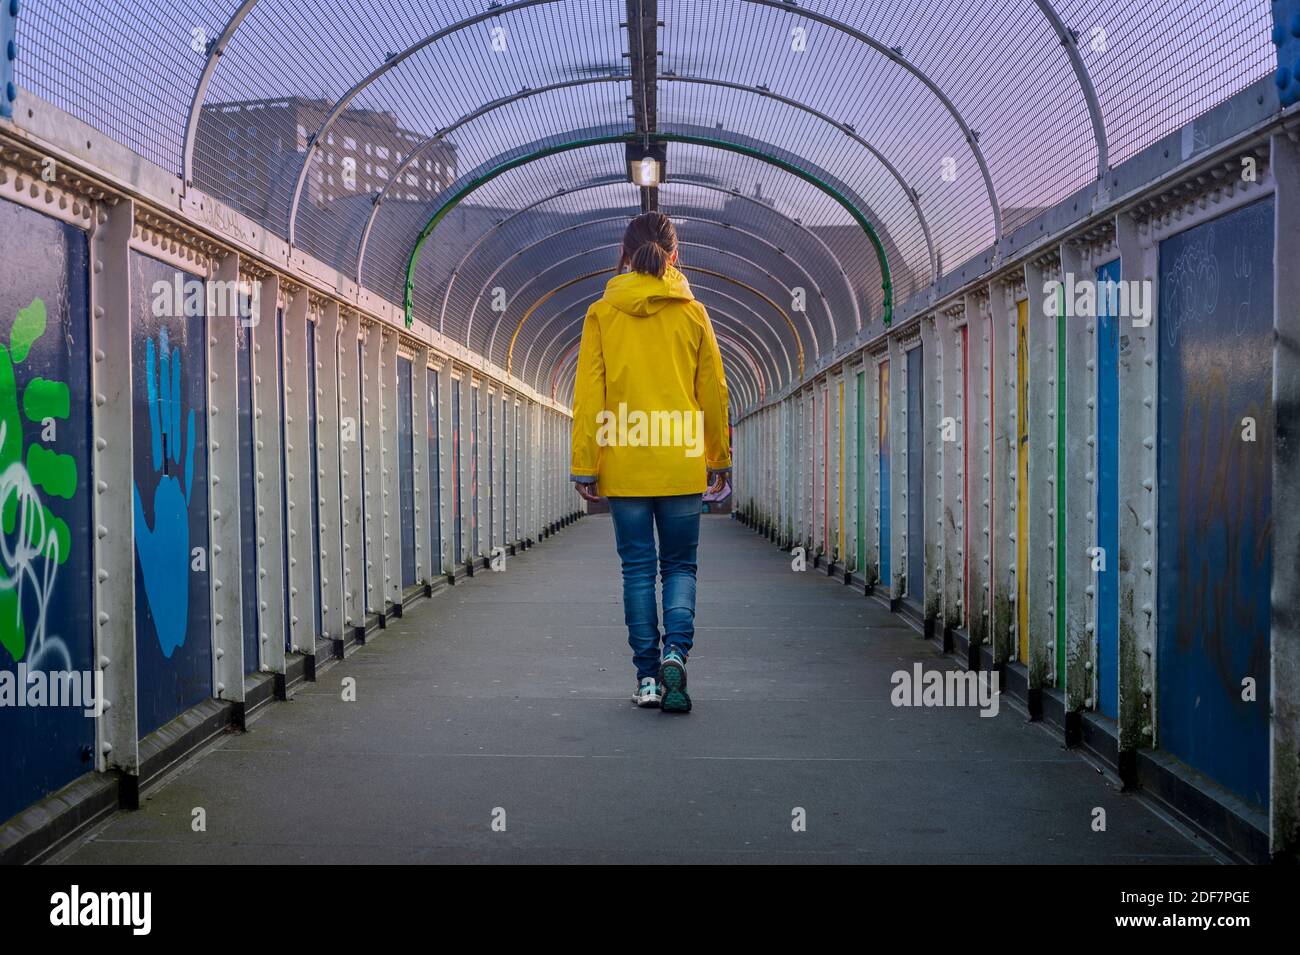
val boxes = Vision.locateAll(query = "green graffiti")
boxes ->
[27,445,77,500]
[24,377,71,421]
[9,299,46,364]
[0,297,79,664]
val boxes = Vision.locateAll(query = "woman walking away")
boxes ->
[570,212,731,713]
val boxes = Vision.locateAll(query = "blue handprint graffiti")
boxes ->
[130,251,211,736]
[133,326,196,658]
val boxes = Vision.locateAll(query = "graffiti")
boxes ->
[1160,226,1219,348]
[0,297,77,672]
[132,328,197,659]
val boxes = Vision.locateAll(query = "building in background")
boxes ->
[193,96,458,223]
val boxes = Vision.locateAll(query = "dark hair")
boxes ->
[619,211,677,277]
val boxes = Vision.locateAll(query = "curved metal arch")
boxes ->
[193,0,1000,274]
[547,323,765,411]
[744,0,1002,244]
[684,283,794,383]
[356,74,937,286]
[506,264,805,381]
[1032,0,1109,178]
[525,259,790,394]
[490,245,813,374]
[434,176,862,337]
[408,132,892,332]
[465,214,838,356]
[522,280,792,391]
[529,295,784,402]
[486,240,818,365]
[181,0,261,187]
[713,333,767,405]
[284,0,566,244]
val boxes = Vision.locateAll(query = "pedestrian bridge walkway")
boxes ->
[1,0,1299,867]
[53,516,1212,864]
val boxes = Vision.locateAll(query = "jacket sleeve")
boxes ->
[569,307,605,482]
[694,305,732,471]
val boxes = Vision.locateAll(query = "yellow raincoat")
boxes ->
[569,266,731,497]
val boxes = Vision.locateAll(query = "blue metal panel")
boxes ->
[906,344,924,606]
[1273,0,1300,107]
[397,356,415,589]
[879,360,890,587]
[306,324,321,640]
[1157,197,1274,808]
[130,252,211,737]
[1095,258,1120,717]
[428,369,441,573]
[1,0,16,119]
[236,321,259,673]
[0,198,93,823]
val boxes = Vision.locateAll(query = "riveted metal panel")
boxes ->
[235,287,259,674]
[304,314,322,641]
[129,251,211,736]
[280,291,313,652]
[314,303,344,639]
[0,197,96,820]
[905,340,924,609]
[410,348,431,583]
[878,356,892,591]
[397,354,416,589]
[249,281,285,675]
[1156,197,1274,809]
[207,252,244,701]
[337,311,364,628]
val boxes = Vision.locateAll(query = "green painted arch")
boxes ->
[403,132,893,331]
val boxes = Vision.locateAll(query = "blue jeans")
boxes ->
[607,494,702,680]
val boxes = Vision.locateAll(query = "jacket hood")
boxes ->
[602,265,694,317]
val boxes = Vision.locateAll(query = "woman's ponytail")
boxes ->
[630,240,669,277]
[619,212,678,277]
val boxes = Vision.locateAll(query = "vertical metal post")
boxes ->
[360,322,382,613]
[1115,210,1159,781]
[500,391,511,548]
[1024,256,1059,703]
[90,196,139,778]
[436,360,453,573]
[1060,240,1095,727]
[411,347,432,583]
[207,251,245,701]
[887,335,906,602]
[456,369,471,562]
[990,280,1017,669]
[379,329,400,608]
[282,289,313,654]
[337,310,365,632]
[844,366,858,571]
[940,307,966,642]
[1270,130,1300,858]
[864,355,881,587]
[922,314,945,628]
[250,277,286,677]
[314,302,344,641]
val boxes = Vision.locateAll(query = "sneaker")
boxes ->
[660,648,691,713]
[633,676,662,708]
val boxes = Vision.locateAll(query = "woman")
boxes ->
[570,212,731,713]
